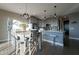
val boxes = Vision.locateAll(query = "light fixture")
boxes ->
[43,10,47,20]
[20,4,30,19]
[23,13,29,18]
[54,5,57,18]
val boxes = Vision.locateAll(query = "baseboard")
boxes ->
[43,39,63,47]
[69,37,79,40]
[0,40,8,44]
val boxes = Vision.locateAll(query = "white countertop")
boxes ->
[42,30,64,33]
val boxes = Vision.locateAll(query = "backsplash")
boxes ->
[39,17,59,31]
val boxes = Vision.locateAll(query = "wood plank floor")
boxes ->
[36,39,79,55]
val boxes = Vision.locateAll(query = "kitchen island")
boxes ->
[42,31,64,47]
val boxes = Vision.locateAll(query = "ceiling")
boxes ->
[0,3,79,19]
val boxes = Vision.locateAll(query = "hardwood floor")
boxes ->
[36,39,79,55]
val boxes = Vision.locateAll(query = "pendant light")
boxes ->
[54,4,57,18]
[43,10,47,20]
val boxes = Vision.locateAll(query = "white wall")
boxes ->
[0,16,7,41]
[69,12,79,39]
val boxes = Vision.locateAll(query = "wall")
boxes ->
[69,12,79,39]
[0,15,8,42]
[0,9,27,42]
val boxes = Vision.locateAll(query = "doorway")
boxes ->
[64,20,69,47]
